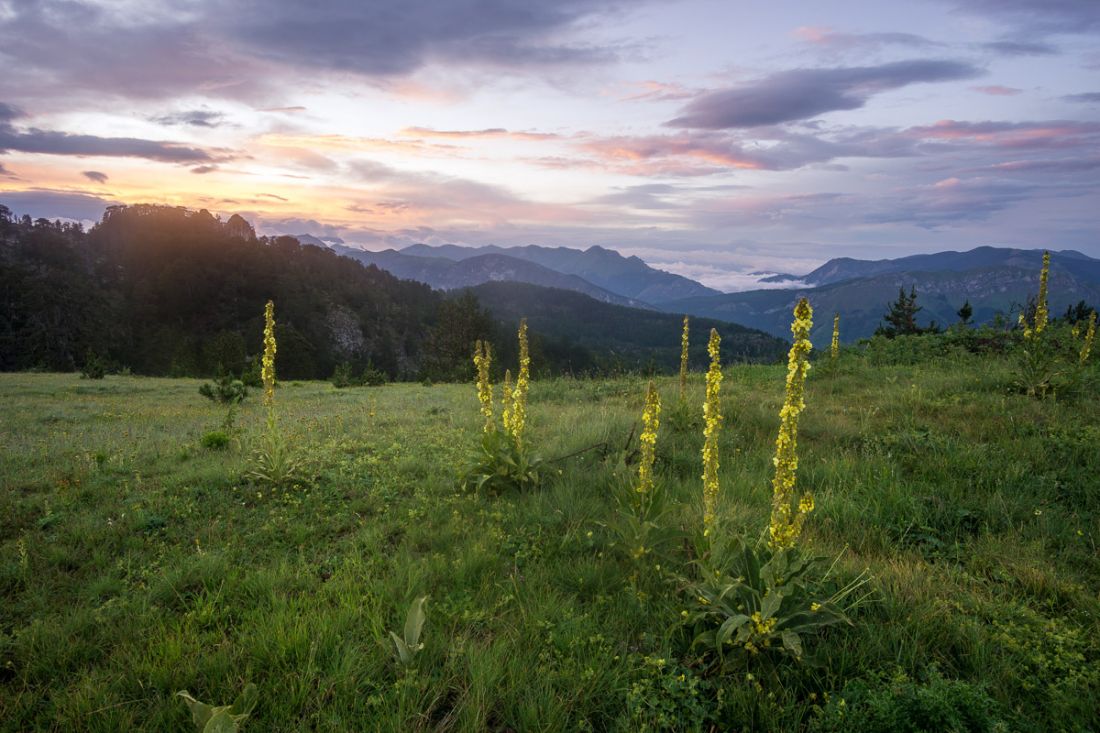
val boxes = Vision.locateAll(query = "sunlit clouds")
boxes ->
[1,0,1099,289]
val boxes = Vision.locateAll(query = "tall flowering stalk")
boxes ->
[1080,311,1097,365]
[831,313,840,360]
[768,298,814,550]
[637,381,661,497]
[701,328,723,537]
[1021,251,1051,340]
[501,369,514,433]
[261,300,277,408]
[679,316,690,403]
[473,340,494,433]
[507,319,531,445]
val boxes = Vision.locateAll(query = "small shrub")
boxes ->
[811,670,1007,733]
[199,374,248,404]
[200,431,230,450]
[331,362,355,388]
[361,364,387,386]
[80,349,106,380]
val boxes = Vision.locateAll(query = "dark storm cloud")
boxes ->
[82,170,108,183]
[667,60,983,129]
[1064,93,1100,104]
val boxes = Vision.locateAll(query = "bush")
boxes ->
[811,670,1007,733]
[80,349,106,380]
[200,431,230,450]
[199,374,248,404]
[331,362,355,388]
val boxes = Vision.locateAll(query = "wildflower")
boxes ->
[1022,251,1051,340]
[473,340,494,432]
[810,602,821,612]
[501,369,514,434]
[261,300,277,407]
[637,380,661,496]
[679,315,690,402]
[831,313,840,360]
[1080,311,1096,364]
[701,328,723,536]
[507,319,530,445]
[768,298,814,549]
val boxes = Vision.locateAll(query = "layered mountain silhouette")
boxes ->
[668,248,1100,343]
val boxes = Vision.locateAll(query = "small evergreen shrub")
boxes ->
[199,374,248,404]
[80,349,106,379]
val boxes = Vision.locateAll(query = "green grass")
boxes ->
[1,357,1098,731]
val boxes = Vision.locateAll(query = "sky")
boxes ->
[1,0,1099,290]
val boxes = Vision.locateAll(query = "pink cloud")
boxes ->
[971,85,1023,96]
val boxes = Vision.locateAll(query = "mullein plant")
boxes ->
[245,300,302,487]
[669,316,699,432]
[684,298,862,674]
[1015,252,1067,397]
[462,320,543,493]
[831,313,840,361]
[1078,311,1096,366]
[701,328,723,537]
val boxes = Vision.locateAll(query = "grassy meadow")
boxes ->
[1,354,1098,731]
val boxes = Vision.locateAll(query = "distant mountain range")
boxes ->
[304,234,1100,346]
[668,248,1100,343]
[328,242,719,307]
[333,246,650,308]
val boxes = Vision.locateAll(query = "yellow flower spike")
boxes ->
[509,319,531,445]
[831,313,840,360]
[679,315,690,403]
[768,298,814,550]
[1080,311,1097,365]
[261,300,277,408]
[473,340,494,433]
[1035,251,1050,336]
[701,328,723,537]
[501,369,514,434]
[637,380,661,496]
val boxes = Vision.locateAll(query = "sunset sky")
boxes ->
[2,0,1099,289]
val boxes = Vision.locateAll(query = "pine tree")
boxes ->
[876,287,924,338]
[957,299,973,326]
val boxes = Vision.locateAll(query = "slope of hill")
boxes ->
[402,243,720,303]
[333,245,648,308]
[669,260,1100,343]
[802,246,1100,287]
[463,281,787,370]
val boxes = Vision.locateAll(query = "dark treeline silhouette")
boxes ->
[0,204,483,380]
[0,203,785,381]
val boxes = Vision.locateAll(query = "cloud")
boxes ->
[667,60,983,129]
[941,0,1100,34]
[82,170,108,183]
[1064,92,1100,103]
[191,165,219,174]
[258,192,289,201]
[400,126,559,141]
[902,119,1100,149]
[0,124,221,163]
[150,109,227,127]
[0,189,119,221]
[971,85,1023,96]
[793,27,939,51]
[0,162,17,179]
[980,40,1059,56]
